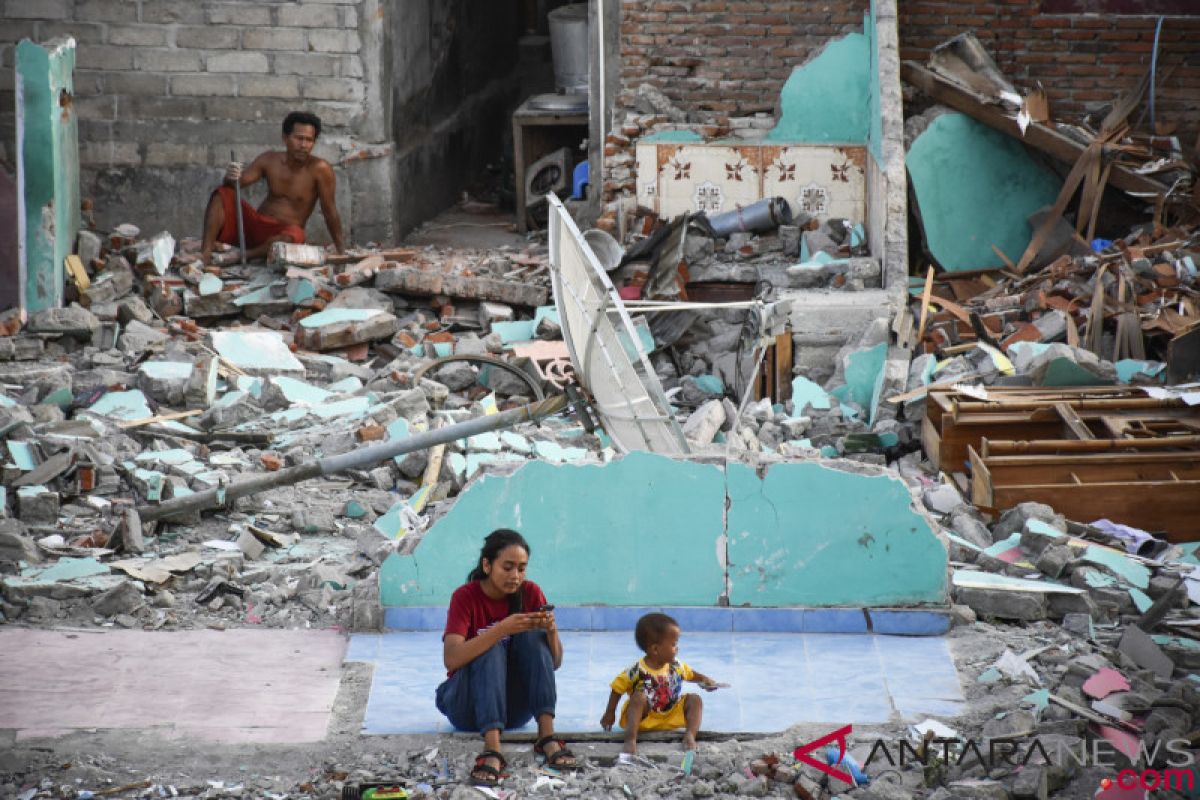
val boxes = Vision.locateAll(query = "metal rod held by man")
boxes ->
[231,149,247,266]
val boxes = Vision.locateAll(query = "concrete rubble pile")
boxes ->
[0,226,614,634]
[903,222,1200,393]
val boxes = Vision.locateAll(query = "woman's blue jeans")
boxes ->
[435,630,557,733]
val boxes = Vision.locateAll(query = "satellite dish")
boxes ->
[547,193,691,455]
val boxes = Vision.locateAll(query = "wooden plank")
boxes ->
[327,248,420,266]
[983,435,1200,456]
[955,397,1183,414]
[774,333,793,403]
[1055,402,1095,440]
[901,62,1169,197]
[922,414,944,471]
[988,480,1200,542]
[982,456,1200,486]
[937,409,1199,472]
[938,420,1067,471]
[916,265,935,342]
[968,446,994,507]
[118,409,203,429]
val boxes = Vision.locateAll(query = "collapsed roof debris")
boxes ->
[0,228,605,636]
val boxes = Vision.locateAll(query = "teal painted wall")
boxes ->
[380,453,728,606]
[726,462,946,606]
[380,453,947,608]
[16,39,79,313]
[767,30,871,144]
[906,113,1062,271]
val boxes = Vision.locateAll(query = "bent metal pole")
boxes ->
[137,394,568,523]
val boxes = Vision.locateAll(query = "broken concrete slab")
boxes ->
[3,557,120,602]
[375,266,549,307]
[183,289,240,319]
[211,330,305,377]
[26,305,99,339]
[327,286,394,312]
[92,580,144,617]
[1118,625,1173,679]
[137,361,193,405]
[0,520,38,564]
[118,320,170,354]
[80,262,135,308]
[293,308,399,351]
[16,485,59,525]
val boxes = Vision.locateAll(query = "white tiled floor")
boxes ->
[349,632,965,735]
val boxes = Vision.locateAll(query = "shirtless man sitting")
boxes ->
[200,111,346,265]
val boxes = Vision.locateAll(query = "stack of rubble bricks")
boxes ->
[0,0,374,233]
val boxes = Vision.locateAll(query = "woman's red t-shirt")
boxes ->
[443,580,548,676]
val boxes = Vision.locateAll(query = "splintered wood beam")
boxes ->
[986,480,1200,543]
[983,434,1200,456]
[1055,402,1095,440]
[900,62,1169,198]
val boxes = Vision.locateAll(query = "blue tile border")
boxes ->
[383,606,952,636]
[868,609,952,636]
[732,608,807,632]
[804,608,869,633]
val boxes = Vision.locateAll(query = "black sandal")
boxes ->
[534,735,580,770]
[470,750,507,786]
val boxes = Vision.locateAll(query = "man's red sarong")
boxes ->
[214,185,305,249]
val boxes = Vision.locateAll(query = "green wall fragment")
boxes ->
[726,461,946,606]
[381,453,728,607]
[16,38,80,313]
[380,453,947,608]
[767,31,871,143]
[907,113,1061,271]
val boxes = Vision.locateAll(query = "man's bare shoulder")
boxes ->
[307,156,335,177]
[253,150,286,166]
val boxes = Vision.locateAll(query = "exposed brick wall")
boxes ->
[0,0,377,241]
[0,1,368,172]
[617,0,872,121]
[898,2,1200,142]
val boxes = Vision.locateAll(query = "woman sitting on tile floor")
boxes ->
[436,528,580,786]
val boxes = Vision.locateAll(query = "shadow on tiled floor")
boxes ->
[348,631,965,735]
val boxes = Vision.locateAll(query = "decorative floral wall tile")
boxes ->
[635,143,866,225]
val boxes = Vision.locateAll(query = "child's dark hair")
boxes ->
[635,612,678,652]
[468,529,531,613]
[283,111,322,138]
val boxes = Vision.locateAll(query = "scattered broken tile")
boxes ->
[1082,668,1131,700]
[211,330,305,377]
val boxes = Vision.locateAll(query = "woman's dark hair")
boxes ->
[283,111,322,138]
[469,528,531,613]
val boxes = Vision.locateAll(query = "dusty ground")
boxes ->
[0,624,1127,800]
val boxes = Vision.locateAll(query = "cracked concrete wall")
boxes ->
[380,452,947,608]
